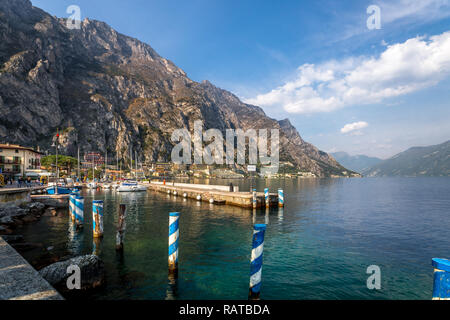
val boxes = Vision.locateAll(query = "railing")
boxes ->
[0,159,21,164]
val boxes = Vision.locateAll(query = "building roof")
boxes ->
[0,143,44,155]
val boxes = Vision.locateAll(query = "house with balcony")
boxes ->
[0,143,44,178]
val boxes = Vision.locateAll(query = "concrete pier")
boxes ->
[30,194,69,208]
[0,186,46,205]
[148,182,278,209]
[0,237,63,300]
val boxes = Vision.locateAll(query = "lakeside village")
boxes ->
[0,142,318,187]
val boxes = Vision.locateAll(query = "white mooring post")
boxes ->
[264,188,269,208]
[74,195,84,227]
[432,258,450,300]
[249,224,266,300]
[92,200,104,238]
[278,188,284,207]
[168,212,180,275]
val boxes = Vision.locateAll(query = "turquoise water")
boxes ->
[18,177,450,299]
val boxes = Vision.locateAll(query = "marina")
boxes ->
[3,177,449,300]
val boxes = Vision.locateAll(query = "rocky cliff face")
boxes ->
[0,0,353,177]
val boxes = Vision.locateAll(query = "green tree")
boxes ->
[41,155,78,175]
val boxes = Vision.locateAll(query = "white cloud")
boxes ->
[245,31,450,114]
[341,121,369,134]
[377,0,450,24]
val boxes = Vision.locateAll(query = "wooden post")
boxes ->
[432,258,450,300]
[116,204,126,250]
[74,195,84,227]
[252,189,257,209]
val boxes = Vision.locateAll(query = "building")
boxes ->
[83,152,104,168]
[0,143,43,178]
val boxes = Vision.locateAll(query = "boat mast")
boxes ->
[105,151,107,180]
[130,147,132,179]
[77,147,80,180]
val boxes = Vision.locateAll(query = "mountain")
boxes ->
[362,140,450,177]
[331,152,382,173]
[0,0,355,177]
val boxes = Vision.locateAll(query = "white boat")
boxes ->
[117,181,147,192]
[87,182,97,189]
[101,183,111,189]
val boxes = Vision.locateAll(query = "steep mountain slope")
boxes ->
[0,0,353,177]
[331,152,382,173]
[363,140,450,177]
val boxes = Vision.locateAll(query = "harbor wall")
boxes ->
[0,237,63,300]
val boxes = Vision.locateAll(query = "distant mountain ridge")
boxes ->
[363,140,450,177]
[331,152,382,173]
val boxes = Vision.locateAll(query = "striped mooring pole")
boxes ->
[264,188,269,208]
[69,193,77,221]
[252,189,257,209]
[116,204,127,251]
[74,196,84,227]
[168,212,180,274]
[432,258,450,300]
[249,223,266,300]
[278,188,284,207]
[92,200,104,238]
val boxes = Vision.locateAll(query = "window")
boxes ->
[0,149,3,152]
[15,149,19,153]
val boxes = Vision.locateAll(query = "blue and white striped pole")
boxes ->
[252,188,257,209]
[264,188,269,208]
[432,258,450,300]
[69,193,77,221]
[74,196,84,227]
[92,200,104,238]
[168,212,180,273]
[249,223,266,300]
[278,188,284,207]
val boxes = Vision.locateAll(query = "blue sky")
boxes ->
[32,0,450,158]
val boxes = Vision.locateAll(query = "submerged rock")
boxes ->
[39,255,105,291]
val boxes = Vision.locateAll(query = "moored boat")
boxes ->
[117,181,147,192]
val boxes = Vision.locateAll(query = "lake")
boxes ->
[17,177,450,299]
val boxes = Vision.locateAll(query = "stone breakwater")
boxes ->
[0,202,47,235]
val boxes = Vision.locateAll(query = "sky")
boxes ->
[31,0,450,159]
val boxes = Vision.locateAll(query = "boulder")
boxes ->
[0,216,14,225]
[0,205,28,219]
[20,202,46,215]
[0,225,13,235]
[39,255,105,291]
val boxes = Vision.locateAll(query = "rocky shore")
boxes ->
[0,202,47,236]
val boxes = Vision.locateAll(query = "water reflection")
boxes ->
[165,272,179,300]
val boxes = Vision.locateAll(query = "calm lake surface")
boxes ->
[18,177,450,300]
